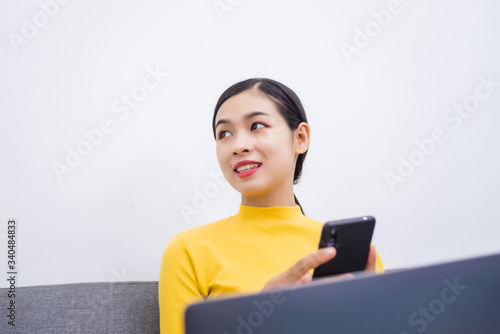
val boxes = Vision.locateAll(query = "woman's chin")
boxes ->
[238,185,278,201]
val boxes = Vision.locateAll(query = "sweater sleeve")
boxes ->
[159,235,205,334]
[374,246,384,273]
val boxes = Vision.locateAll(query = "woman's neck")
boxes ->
[241,192,296,207]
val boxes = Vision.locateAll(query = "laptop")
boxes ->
[185,252,500,334]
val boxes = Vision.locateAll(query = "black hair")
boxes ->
[212,78,309,215]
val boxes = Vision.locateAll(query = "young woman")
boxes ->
[159,78,384,334]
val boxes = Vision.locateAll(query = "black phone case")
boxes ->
[312,216,375,278]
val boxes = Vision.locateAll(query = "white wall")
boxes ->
[1,0,499,287]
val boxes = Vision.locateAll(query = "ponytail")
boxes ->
[294,194,305,216]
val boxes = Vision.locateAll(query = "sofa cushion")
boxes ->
[0,281,159,334]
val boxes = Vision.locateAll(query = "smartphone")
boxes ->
[312,216,375,279]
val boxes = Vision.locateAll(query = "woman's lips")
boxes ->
[233,161,262,178]
[235,165,261,178]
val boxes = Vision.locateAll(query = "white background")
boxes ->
[1,0,499,287]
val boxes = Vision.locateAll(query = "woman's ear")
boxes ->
[294,122,310,154]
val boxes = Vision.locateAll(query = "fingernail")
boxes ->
[324,247,335,255]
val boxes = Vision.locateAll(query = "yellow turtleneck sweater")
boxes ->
[158,205,384,334]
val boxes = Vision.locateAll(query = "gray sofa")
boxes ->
[0,281,159,334]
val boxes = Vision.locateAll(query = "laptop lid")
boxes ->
[185,252,500,334]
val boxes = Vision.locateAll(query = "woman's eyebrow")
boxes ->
[215,111,270,128]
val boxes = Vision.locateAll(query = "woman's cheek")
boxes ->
[215,146,227,167]
[254,129,275,147]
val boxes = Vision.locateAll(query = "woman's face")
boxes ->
[214,89,308,203]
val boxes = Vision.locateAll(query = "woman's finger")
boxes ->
[309,273,355,286]
[365,245,377,271]
[261,247,336,292]
[280,247,336,284]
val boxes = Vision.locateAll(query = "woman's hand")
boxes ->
[261,247,336,292]
[261,245,378,292]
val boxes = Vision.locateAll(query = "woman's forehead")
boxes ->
[215,90,280,121]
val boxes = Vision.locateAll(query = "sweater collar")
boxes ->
[234,204,305,223]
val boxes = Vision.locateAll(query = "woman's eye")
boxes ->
[251,122,266,131]
[219,131,231,139]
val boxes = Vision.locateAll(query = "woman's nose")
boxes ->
[232,134,253,156]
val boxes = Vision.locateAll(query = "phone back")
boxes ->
[313,216,375,278]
